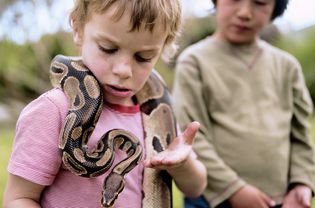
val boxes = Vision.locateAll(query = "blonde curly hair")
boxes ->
[70,0,182,46]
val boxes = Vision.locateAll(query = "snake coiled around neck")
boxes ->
[50,54,176,208]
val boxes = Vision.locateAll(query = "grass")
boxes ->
[311,116,315,207]
[1,117,315,207]
[0,128,15,206]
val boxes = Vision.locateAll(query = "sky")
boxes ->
[0,0,73,44]
[0,0,315,44]
[277,0,315,30]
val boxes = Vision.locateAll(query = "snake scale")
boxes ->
[50,55,177,208]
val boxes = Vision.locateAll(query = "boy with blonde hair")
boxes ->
[3,0,207,207]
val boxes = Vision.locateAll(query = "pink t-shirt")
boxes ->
[8,88,145,208]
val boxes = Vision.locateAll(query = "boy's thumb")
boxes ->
[301,191,311,207]
[182,121,200,145]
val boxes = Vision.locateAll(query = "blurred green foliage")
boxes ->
[0,128,15,206]
[277,27,315,104]
[0,31,76,104]
[1,14,315,207]
[0,16,315,106]
[156,15,216,90]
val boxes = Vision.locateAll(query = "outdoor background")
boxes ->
[1,0,315,207]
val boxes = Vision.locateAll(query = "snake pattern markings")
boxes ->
[50,55,176,208]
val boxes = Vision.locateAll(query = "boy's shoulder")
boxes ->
[178,36,215,59]
[36,88,67,108]
[21,88,67,117]
[177,37,301,72]
[180,37,299,62]
[259,40,301,67]
[16,88,68,131]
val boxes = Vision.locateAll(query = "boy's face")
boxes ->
[73,6,168,106]
[214,0,275,44]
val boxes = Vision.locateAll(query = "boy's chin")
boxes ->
[228,36,257,45]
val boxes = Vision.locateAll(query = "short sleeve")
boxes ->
[8,89,67,186]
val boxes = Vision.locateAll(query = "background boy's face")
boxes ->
[214,0,275,44]
[73,5,168,106]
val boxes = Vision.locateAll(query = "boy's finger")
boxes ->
[260,191,276,207]
[300,190,311,207]
[182,121,200,145]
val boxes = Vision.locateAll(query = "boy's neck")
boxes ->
[212,32,259,47]
[104,99,140,113]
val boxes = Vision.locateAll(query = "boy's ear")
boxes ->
[71,18,83,47]
[73,29,82,47]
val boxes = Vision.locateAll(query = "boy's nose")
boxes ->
[112,61,132,79]
[237,2,253,21]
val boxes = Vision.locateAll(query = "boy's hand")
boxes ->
[282,184,312,208]
[229,184,276,208]
[143,121,200,170]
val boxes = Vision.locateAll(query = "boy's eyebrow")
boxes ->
[94,32,162,52]
[94,32,119,45]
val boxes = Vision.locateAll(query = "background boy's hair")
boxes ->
[70,0,182,45]
[211,0,288,20]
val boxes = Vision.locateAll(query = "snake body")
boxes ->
[50,55,176,208]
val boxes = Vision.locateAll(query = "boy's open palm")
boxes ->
[282,185,312,208]
[143,121,200,170]
[229,184,276,208]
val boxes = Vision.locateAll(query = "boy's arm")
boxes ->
[172,54,245,207]
[144,121,207,198]
[3,174,44,208]
[167,149,207,198]
[289,62,315,193]
[165,122,207,198]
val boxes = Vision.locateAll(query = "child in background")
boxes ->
[3,0,207,207]
[173,0,315,207]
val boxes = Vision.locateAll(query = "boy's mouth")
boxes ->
[234,24,251,32]
[110,85,129,92]
[105,85,133,98]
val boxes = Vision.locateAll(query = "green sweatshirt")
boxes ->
[173,37,315,207]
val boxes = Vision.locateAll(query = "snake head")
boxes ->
[102,172,125,208]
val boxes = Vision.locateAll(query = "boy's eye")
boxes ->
[255,0,267,6]
[135,54,152,63]
[98,45,117,54]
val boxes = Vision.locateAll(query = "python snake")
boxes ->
[50,55,177,208]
